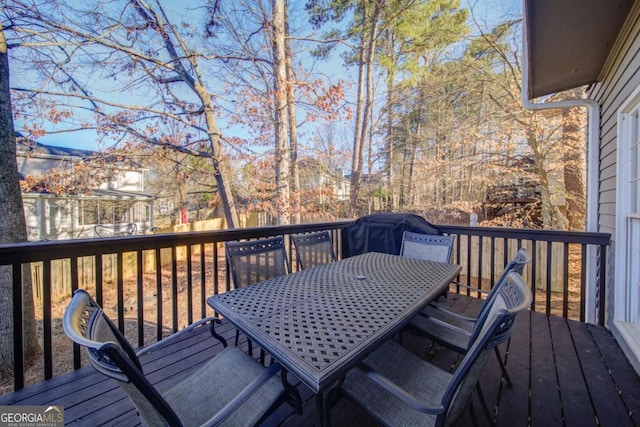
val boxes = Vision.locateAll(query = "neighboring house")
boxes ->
[299,158,350,202]
[17,137,154,240]
[524,0,639,371]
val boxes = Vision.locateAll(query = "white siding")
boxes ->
[592,4,640,236]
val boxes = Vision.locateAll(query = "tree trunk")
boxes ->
[349,19,368,217]
[528,129,564,229]
[194,83,240,228]
[385,45,396,211]
[350,0,383,217]
[272,0,291,225]
[0,26,39,375]
[284,4,301,224]
[562,106,586,230]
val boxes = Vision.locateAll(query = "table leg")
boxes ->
[316,391,330,427]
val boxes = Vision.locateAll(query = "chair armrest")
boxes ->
[425,316,473,336]
[426,303,477,323]
[136,317,219,356]
[202,362,283,426]
[450,282,489,295]
[356,363,445,415]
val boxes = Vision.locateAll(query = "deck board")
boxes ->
[568,319,634,426]
[588,324,640,425]
[494,310,531,426]
[1,296,639,426]
[530,312,564,426]
[548,315,598,426]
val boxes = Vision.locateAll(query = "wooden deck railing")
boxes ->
[0,220,610,392]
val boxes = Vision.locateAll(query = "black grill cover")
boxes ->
[341,213,441,258]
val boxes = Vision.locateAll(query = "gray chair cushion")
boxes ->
[164,347,285,426]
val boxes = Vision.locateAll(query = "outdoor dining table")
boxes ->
[207,251,461,426]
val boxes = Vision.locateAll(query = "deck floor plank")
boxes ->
[568,319,634,427]
[529,310,564,426]
[588,324,640,425]
[2,296,639,427]
[494,310,531,426]
[547,315,598,426]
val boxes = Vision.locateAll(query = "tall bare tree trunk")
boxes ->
[385,42,396,211]
[350,0,383,217]
[0,26,39,375]
[528,129,564,229]
[272,0,291,225]
[198,88,240,228]
[130,0,240,228]
[284,5,301,224]
[562,106,586,230]
[349,29,367,216]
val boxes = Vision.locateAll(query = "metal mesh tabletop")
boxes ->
[208,252,461,392]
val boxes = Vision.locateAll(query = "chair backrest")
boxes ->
[399,231,454,263]
[225,236,289,289]
[63,289,182,426]
[472,247,531,333]
[442,271,532,425]
[291,231,336,270]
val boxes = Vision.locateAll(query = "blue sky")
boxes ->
[16,0,520,153]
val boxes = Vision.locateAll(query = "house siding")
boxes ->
[594,9,640,230]
[590,1,640,327]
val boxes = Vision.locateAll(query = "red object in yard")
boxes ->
[181,208,187,224]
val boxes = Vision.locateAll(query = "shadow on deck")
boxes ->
[1,294,639,426]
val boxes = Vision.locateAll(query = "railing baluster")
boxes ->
[503,238,508,269]
[155,248,163,341]
[13,263,24,390]
[478,236,483,297]
[70,257,81,369]
[225,245,231,293]
[546,241,552,315]
[171,247,178,332]
[214,243,220,296]
[117,252,125,333]
[490,237,496,288]
[563,243,570,318]
[200,243,206,319]
[455,233,461,291]
[466,235,472,295]
[95,254,103,307]
[43,260,52,380]
[580,244,587,322]
[137,250,144,348]
[531,240,537,309]
[187,244,193,326]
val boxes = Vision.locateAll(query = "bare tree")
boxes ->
[0,23,38,375]
[272,0,291,224]
[4,0,240,226]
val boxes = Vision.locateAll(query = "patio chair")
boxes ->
[291,231,336,270]
[225,236,289,356]
[63,289,300,427]
[399,231,454,263]
[400,231,454,300]
[339,270,532,427]
[407,248,531,385]
[225,236,289,290]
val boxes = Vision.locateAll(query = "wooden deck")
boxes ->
[1,294,639,426]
